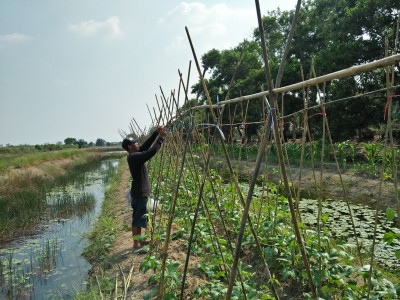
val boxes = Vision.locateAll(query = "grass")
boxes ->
[0,151,122,240]
[0,149,82,172]
[81,157,125,265]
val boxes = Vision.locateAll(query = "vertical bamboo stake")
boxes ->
[317,86,326,300]
[274,0,302,89]
[311,64,365,266]
[158,123,190,300]
[253,1,317,299]
[178,71,248,299]
[367,37,396,299]
[295,66,308,222]
[179,130,239,300]
[185,25,279,299]
[390,13,400,229]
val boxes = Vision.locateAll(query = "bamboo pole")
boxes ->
[311,63,365,267]
[275,0,302,89]
[177,84,400,130]
[179,54,400,114]
[250,1,317,299]
[367,38,398,298]
[295,66,308,222]
[157,103,187,300]
[391,14,400,229]
[179,130,245,300]
[184,61,192,107]
[185,25,279,299]
[178,66,248,300]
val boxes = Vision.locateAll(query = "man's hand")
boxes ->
[157,126,167,138]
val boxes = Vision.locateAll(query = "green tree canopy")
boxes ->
[64,137,77,145]
[190,0,399,142]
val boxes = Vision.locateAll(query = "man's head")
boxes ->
[122,137,139,152]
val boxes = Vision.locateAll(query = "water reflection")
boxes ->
[0,159,119,299]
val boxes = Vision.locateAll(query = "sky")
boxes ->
[0,0,298,146]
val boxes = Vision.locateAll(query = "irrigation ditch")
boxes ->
[0,150,124,299]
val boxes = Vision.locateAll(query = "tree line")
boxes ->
[186,0,399,144]
[64,137,117,148]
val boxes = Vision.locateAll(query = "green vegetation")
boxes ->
[209,139,400,178]
[76,158,126,299]
[141,151,399,299]
[81,157,125,264]
[0,146,81,172]
[188,0,398,144]
[0,150,123,240]
[76,143,399,299]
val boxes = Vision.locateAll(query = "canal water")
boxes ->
[0,159,119,300]
[247,183,400,270]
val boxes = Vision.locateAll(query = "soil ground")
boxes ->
[93,163,209,299]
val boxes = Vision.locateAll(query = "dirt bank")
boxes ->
[211,158,398,210]
[90,164,209,299]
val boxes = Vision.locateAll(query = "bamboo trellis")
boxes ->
[122,4,400,300]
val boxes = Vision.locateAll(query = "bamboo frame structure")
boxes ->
[120,5,400,300]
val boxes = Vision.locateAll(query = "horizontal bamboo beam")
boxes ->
[181,53,400,115]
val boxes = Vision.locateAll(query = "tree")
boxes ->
[190,0,399,143]
[76,139,87,149]
[64,137,77,145]
[254,0,399,141]
[192,40,266,143]
[96,138,106,147]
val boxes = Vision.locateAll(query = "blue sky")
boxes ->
[0,0,297,145]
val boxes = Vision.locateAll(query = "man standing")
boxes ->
[122,126,166,250]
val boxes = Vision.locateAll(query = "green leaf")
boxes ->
[167,261,181,272]
[148,274,159,284]
[385,208,396,222]
[313,273,321,287]
[263,246,278,261]
[383,232,395,245]
[144,289,158,300]
[395,250,400,259]
[163,293,178,300]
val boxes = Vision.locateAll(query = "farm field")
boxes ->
[79,139,400,300]
[0,140,399,299]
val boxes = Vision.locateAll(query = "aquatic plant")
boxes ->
[0,154,115,239]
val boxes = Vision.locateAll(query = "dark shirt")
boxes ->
[127,131,164,198]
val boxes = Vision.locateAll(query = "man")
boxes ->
[122,126,166,250]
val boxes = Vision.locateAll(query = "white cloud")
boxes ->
[69,16,124,38]
[158,2,255,53]
[0,33,33,43]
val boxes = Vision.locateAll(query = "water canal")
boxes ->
[246,183,400,270]
[0,159,120,299]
